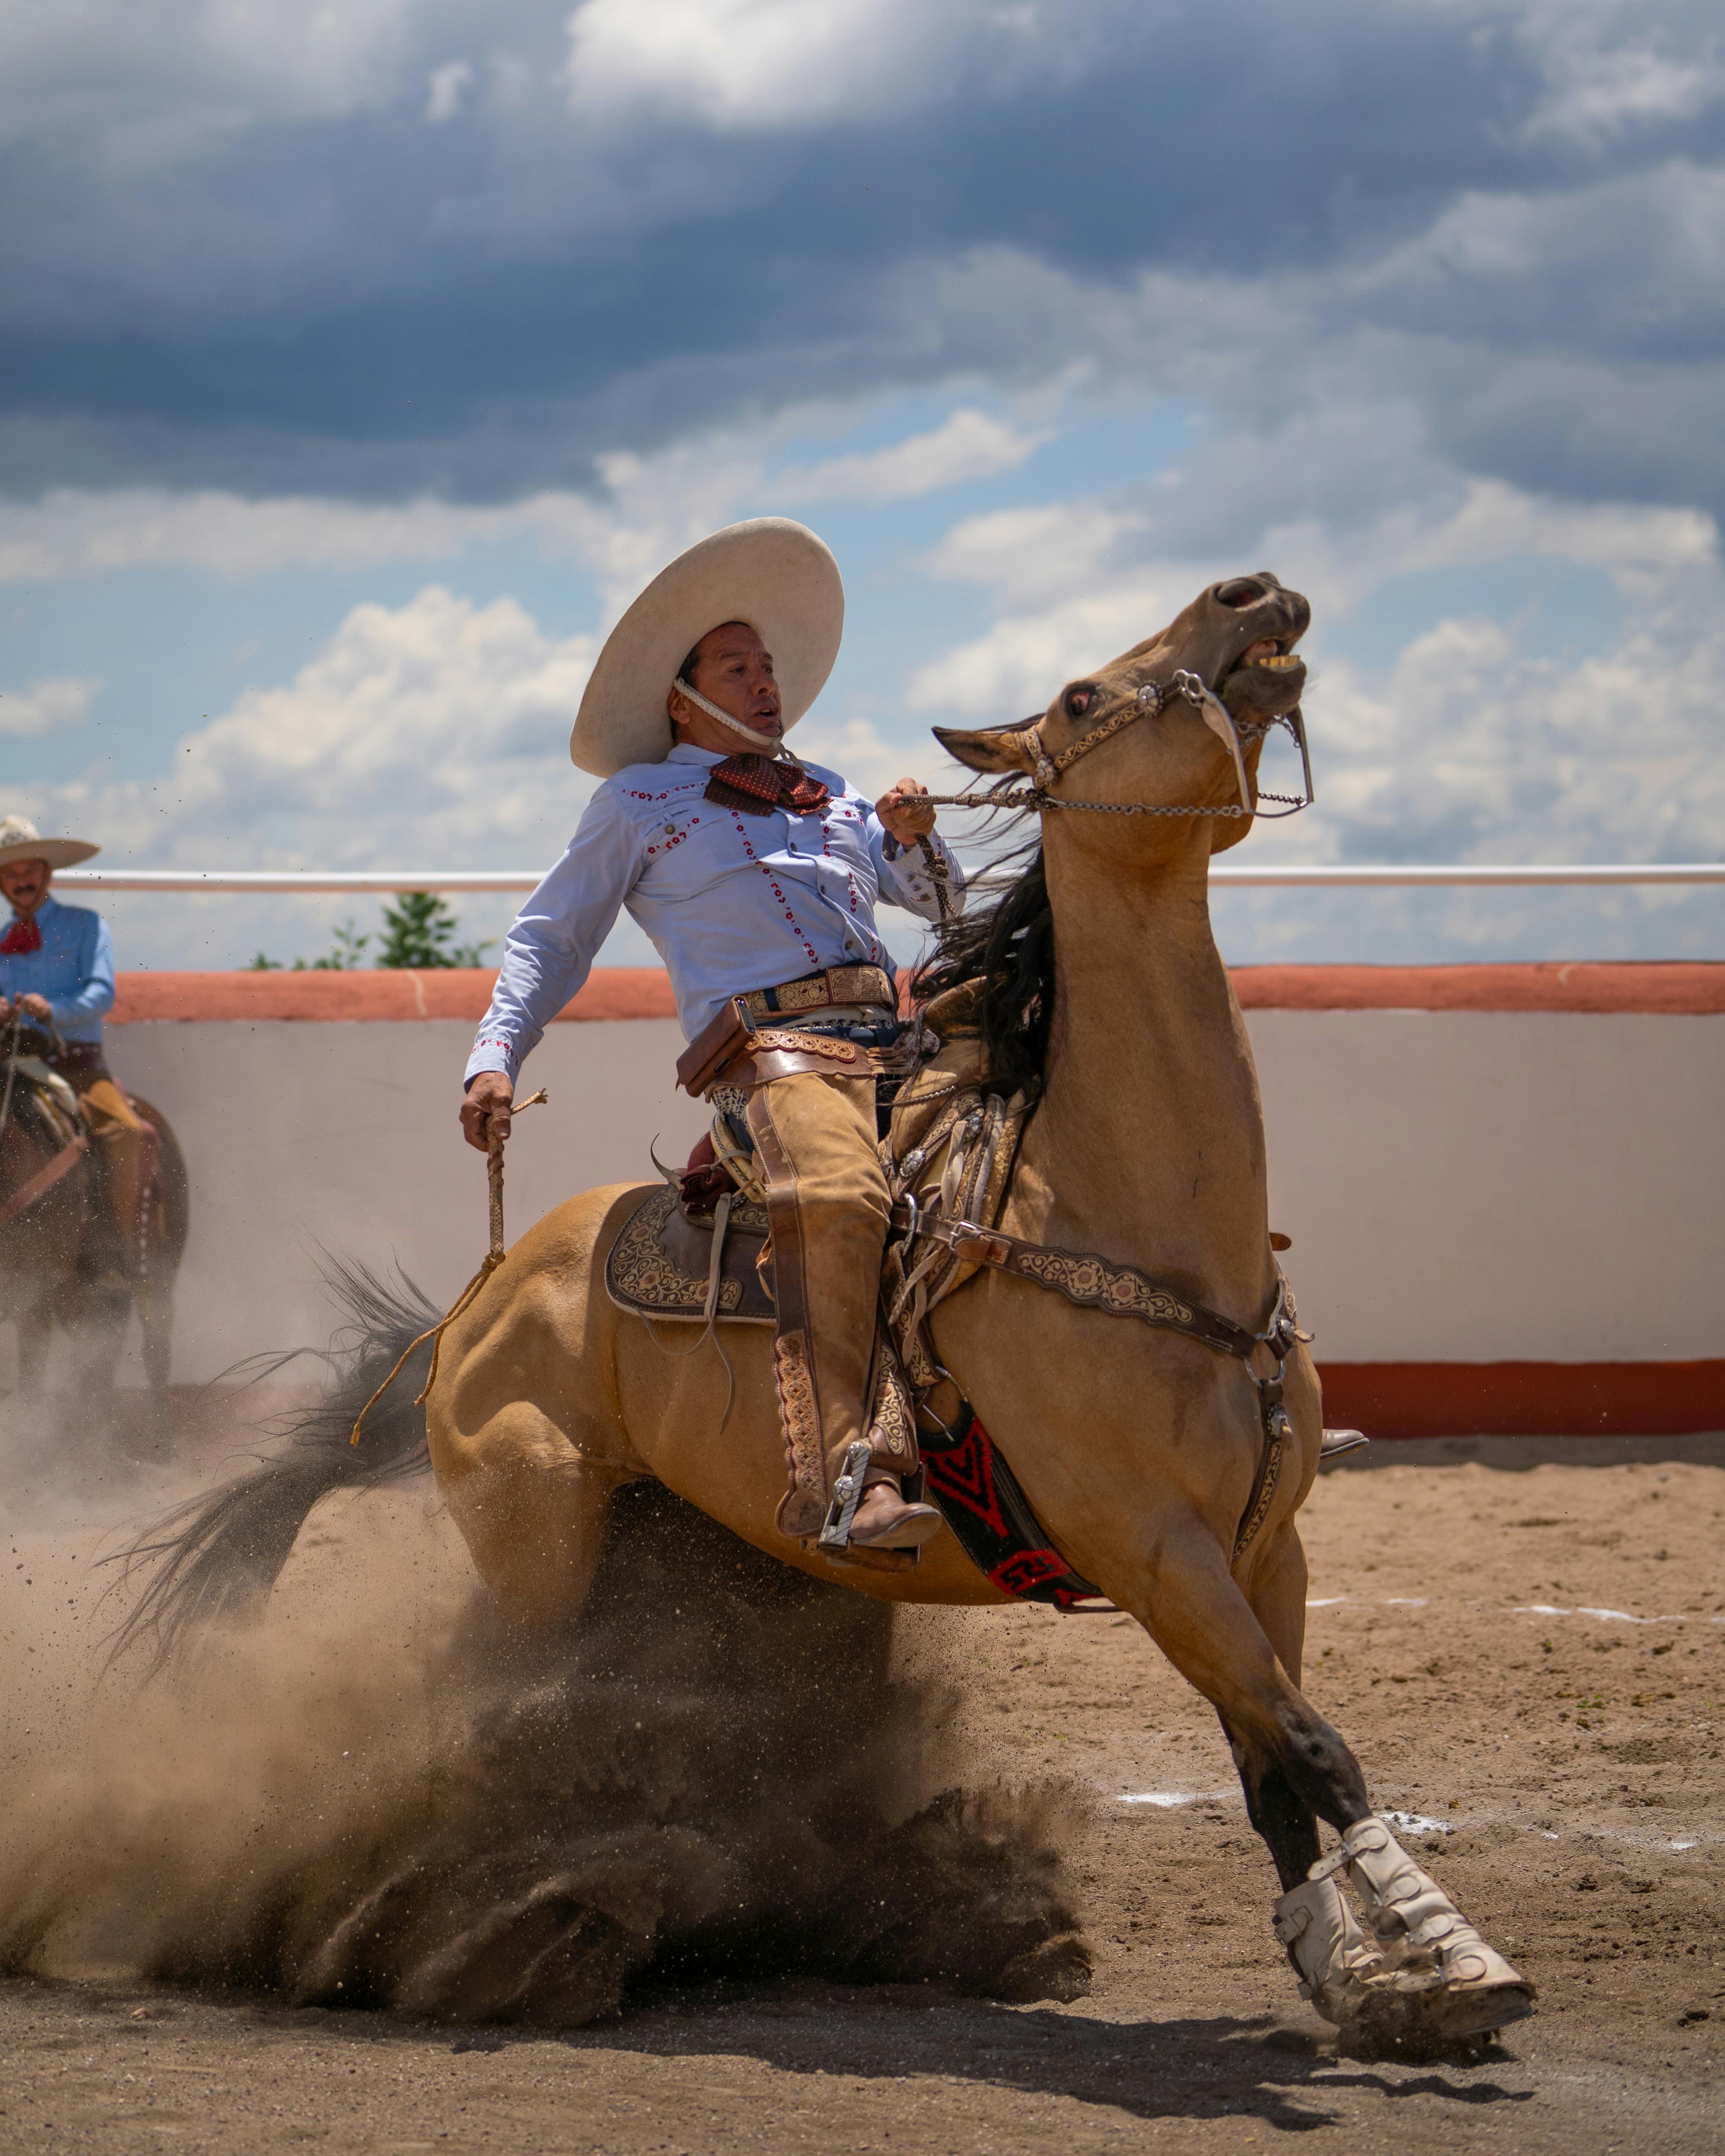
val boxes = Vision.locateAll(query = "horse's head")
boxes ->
[934,573,1310,856]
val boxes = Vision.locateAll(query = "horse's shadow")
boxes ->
[446,1985,1533,2131]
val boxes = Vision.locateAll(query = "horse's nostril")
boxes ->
[1214,578,1264,609]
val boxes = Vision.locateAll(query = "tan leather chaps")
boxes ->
[742,1070,917,1539]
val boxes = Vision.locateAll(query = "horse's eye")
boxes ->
[1064,684,1096,719]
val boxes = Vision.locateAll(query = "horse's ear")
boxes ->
[932,718,1041,776]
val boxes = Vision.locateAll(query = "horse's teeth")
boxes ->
[1251,653,1300,669]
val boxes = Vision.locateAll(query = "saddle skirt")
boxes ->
[606,1183,776,1325]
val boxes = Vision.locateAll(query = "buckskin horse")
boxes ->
[120,575,1532,2044]
[0,1020,188,1441]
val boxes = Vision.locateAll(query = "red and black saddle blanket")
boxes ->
[918,1404,1114,1613]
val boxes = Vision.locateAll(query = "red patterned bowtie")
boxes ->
[0,914,42,956]
[703,754,832,819]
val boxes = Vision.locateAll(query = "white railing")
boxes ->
[51,863,1725,894]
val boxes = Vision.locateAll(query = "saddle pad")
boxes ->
[605,1183,776,1326]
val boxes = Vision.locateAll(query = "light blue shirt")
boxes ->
[0,893,114,1044]
[466,745,965,1082]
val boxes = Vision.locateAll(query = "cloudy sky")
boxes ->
[4,0,1722,972]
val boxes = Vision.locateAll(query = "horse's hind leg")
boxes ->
[432,1394,635,1633]
[1122,1518,1533,2041]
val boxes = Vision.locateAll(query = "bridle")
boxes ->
[921,668,1316,823]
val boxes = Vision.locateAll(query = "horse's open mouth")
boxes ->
[1216,633,1306,705]
[1239,637,1302,672]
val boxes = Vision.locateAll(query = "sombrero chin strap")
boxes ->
[672,680,785,755]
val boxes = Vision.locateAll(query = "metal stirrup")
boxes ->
[817,1439,874,1550]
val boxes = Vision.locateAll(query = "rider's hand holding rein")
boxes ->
[876,778,937,845]
[461,1071,513,1153]
[0,990,53,1024]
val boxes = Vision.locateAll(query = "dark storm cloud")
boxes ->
[2,0,1722,513]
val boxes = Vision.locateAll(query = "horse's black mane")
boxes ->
[911,835,1054,1102]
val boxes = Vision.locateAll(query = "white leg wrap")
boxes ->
[1340,1818,1534,2030]
[1271,1873,1386,2026]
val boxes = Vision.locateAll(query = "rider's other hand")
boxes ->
[877,777,936,844]
[460,1071,515,1152]
[18,992,51,1022]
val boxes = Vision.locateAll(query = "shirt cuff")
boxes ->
[464,1036,519,1086]
[881,831,961,911]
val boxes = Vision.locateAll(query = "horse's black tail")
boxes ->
[107,1261,441,1677]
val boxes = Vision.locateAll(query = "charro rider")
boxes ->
[0,814,151,1289]
[461,519,963,1558]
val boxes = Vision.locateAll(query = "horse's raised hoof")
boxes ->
[1338,1817,1536,2038]
[1344,1965,1534,2049]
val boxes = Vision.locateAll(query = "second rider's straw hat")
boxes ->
[570,518,844,778]
[0,814,99,872]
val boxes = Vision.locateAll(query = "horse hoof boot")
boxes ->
[845,1482,944,1551]
[1340,1817,1535,2035]
[1272,1871,1388,2028]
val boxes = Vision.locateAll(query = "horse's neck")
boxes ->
[1021,844,1273,1311]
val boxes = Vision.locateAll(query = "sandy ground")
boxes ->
[0,1438,1720,2153]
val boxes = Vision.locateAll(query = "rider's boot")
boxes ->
[846,1469,943,1551]
[745,1071,939,1554]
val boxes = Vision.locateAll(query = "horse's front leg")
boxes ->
[1219,1518,1388,2027]
[1118,1513,1534,2044]
[1224,1518,1324,1886]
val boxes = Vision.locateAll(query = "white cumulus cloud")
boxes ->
[13,588,613,970]
[26,588,594,870]
[562,0,1114,127]
[425,58,474,122]
[0,675,100,737]
[1517,1,1725,143]
[772,409,1043,504]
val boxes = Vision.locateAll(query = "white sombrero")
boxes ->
[0,814,99,871]
[570,518,844,777]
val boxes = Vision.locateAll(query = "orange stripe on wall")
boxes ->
[109,967,677,1023]
[1232,961,1725,1015]
[106,961,1725,1024]
[1316,1361,1725,1439]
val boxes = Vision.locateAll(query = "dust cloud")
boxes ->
[0,1455,1092,2026]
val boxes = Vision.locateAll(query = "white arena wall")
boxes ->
[15,964,1725,1437]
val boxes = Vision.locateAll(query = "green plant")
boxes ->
[309,920,371,970]
[249,919,370,971]
[375,892,495,970]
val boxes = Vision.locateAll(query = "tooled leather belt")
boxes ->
[738,963,895,1020]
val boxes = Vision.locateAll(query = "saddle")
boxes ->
[0,1057,90,1233]
[604,987,1113,1607]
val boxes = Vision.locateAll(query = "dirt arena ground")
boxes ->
[0,1434,1720,2154]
